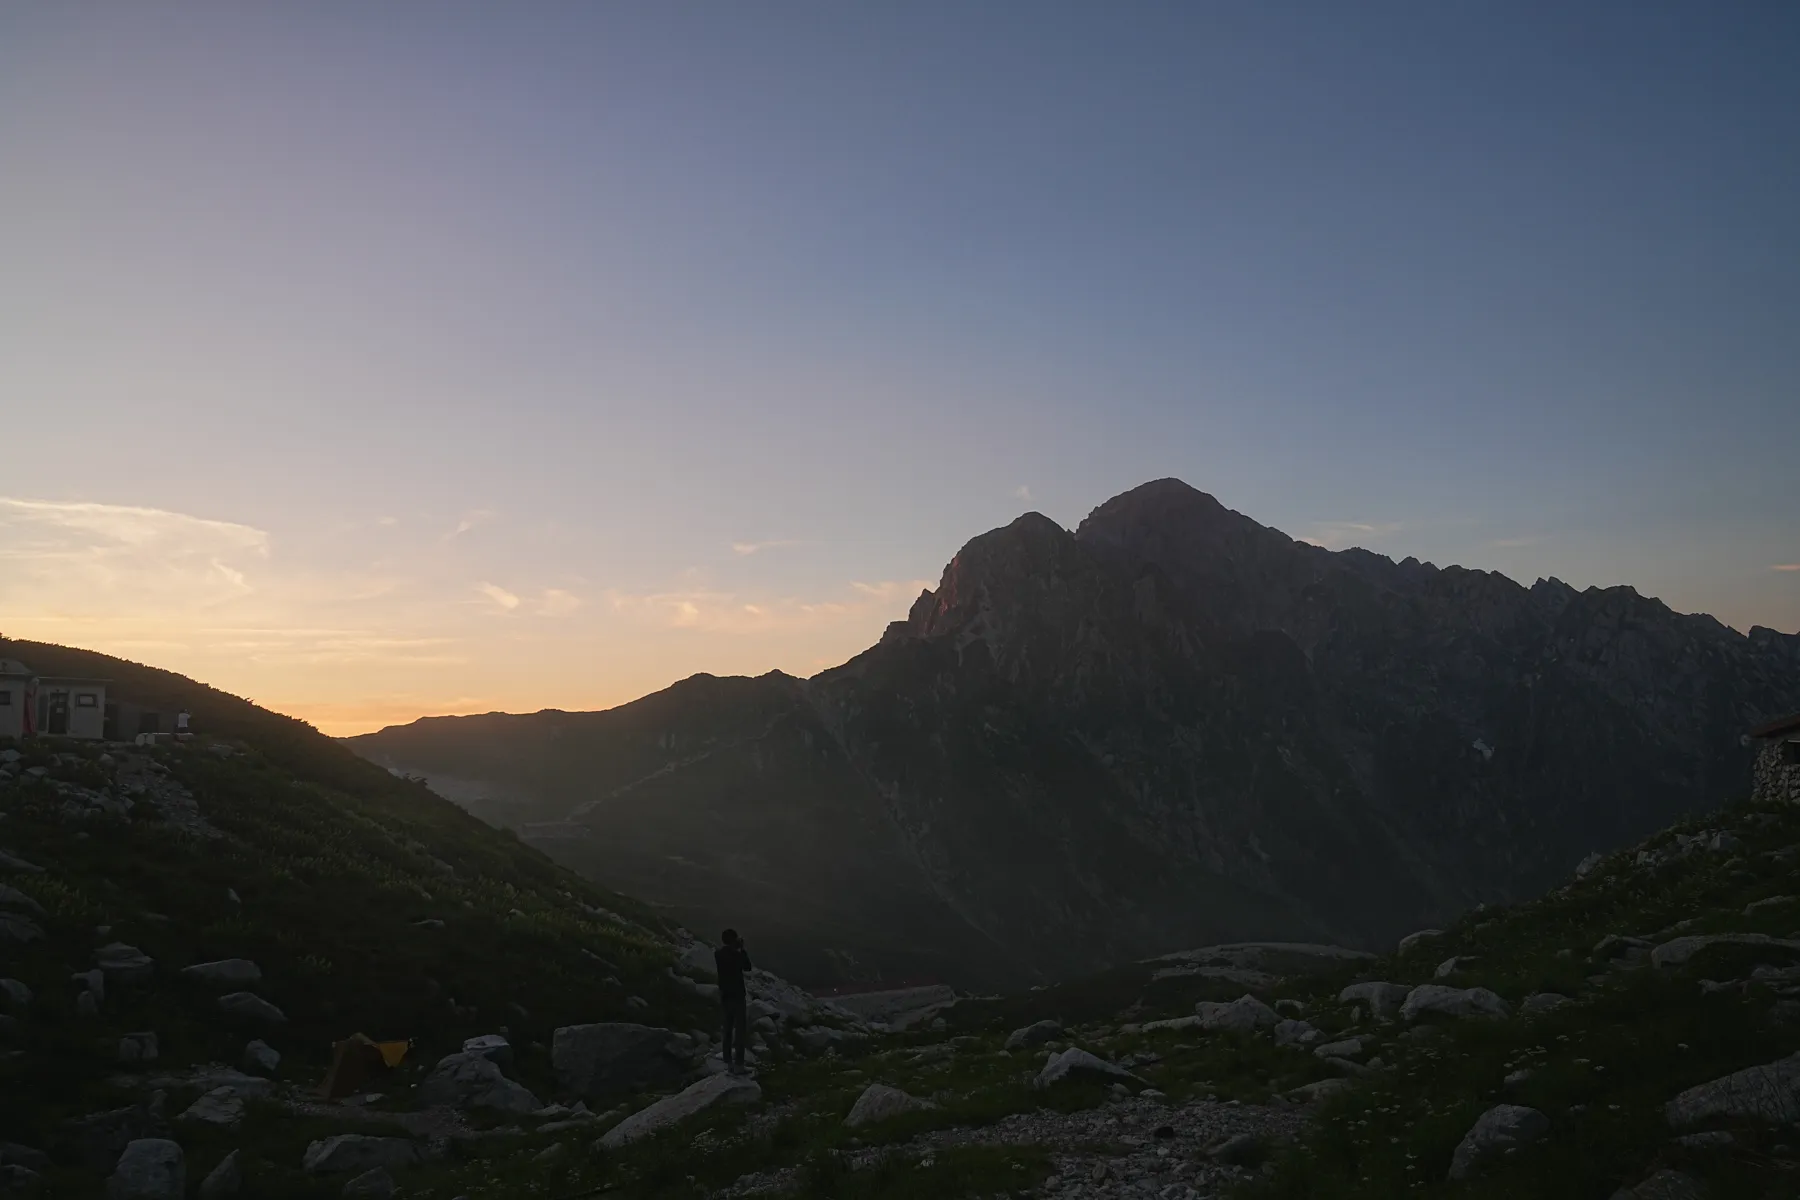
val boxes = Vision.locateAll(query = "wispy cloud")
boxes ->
[1490,535,1542,549]
[1013,485,1032,502]
[446,509,496,540]
[0,497,269,608]
[1773,564,1800,572]
[1297,520,1405,550]
[475,582,521,610]
[731,539,801,556]
[539,588,582,617]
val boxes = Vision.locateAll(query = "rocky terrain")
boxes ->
[350,478,1800,989]
[7,638,1800,1198]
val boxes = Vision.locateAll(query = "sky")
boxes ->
[2,3,1797,736]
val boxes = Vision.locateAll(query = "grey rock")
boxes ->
[1397,929,1444,955]
[1435,955,1480,978]
[181,960,262,988]
[198,1150,242,1199]
[118,1032,159,1063]
[1594,934,1654,958]
[1004,1019,1062,1050]
[106,1138,184,1199]
[416,1051,540,1114]
[76,990,101,1017]
[551,1023,688,1100]
[1652,934,1800,970]
[0,851,43,874]
[243,1039,280,1075]
[1504,1067,1535,1086]
[178,1087,245,1130]
[1289,1078,1355,1103]
[301,1135,419,1175]
[1194,993,1280,1032]
[0,1164,39,1190]
[461,1033,513,1070]
[1337,981,1410,1021]
[1746,895,1796,916]
[600,1073,761,1148]
[1401,984,1510,1022]
[1036,1047,1142,1088]
[1611,1170,1710,1200]
[0,979,31,1008]
[217,992,286,1025]
[0,1145,48,1172]
[1671,1131,1734,1150]
[1448,1104,1549,1180]
[1313,1036,1367,1060]
[843,1083,934,1127]
[95,944,154,984]
[1575,851,1605,877]
[1665,1052,1800,1128]
[1273,1018,1319,1046]
[73,967,106,1004]
[63,1103,170,1168]
[341,1167,396,1199]
[0,885,45,918]
[0,913,43,945]
[1521,992,1573,1016]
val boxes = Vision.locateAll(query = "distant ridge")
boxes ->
[349,479,1800,989]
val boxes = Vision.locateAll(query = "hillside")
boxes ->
[0,639,864,1197]
[350,479,1800,990]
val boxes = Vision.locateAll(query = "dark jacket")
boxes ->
[714,943,752,999]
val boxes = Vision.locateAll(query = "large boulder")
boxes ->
[181,960,262,988]
[177,1087,245,1130]
[844,1083,935,1127]
[1651,934,1800,971]
[0,978,31,1008]
[415,1051,540,1114]
[96,944,155,984]
[106,1138,184,1199]
[1447,1104,1549,1180]
[1338,981,1410,1021]
[217,992,286,1025]
[118,1032,159,1063]
[342,1168,396,1199]
[0,884,45,918]
[599,1073,761,1148]
[0,913,44,945]
[461,1034,513,1071]
[1397,929,1444,955]
[1665,1052,1800,1128]
[1195,993,1280,1032]
[1401,985,1510,1022]
[1004,1019,1062,1050]
[242,1039,280,1075]
[301,1135,419,1175]
[1035,1047,1142,1089]
[1521,992,1573,1017]
[198,1150,241,1199]
[552,1023,688,1100]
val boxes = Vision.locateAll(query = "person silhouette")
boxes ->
[714,929,753,1073]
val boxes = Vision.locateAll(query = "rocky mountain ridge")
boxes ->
[351,479,1800,989]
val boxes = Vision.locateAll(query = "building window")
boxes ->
[77,693,98,708]
[0,689,10,705]
[1784,740,1800,766]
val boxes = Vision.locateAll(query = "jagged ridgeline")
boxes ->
[349,479,1800,990]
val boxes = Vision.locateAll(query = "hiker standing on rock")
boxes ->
[715,928,752,1074]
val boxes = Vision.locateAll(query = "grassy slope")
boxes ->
[408,792,1800,1200]
[0,640,712,1196]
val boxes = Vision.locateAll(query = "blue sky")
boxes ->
[3,3,1797,731]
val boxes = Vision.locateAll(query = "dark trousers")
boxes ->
[720,992,748,1066]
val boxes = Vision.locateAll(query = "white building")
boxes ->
[0,658,109,740]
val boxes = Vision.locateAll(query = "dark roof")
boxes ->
[1749,712,1800,740]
